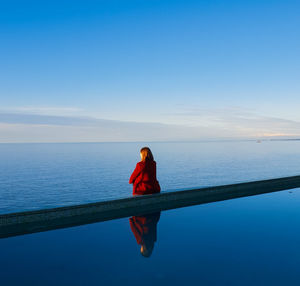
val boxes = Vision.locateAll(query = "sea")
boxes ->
[1,140,300,214]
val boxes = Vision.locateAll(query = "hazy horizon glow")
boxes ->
[1,0,299,142]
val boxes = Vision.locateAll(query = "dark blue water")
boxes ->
[1,141,300,214]
[1,188,300,285]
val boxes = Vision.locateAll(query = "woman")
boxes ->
[129,147,161,195]
[129,212,161,258]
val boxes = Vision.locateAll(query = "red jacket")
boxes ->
[129,212,161,245]
[129,160,161,195]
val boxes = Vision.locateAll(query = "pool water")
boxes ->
[1,188,300,285]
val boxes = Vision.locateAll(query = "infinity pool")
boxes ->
[1,188,300,285]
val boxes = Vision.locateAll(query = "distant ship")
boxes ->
[256,140,261,143]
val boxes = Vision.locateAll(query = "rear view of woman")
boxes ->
[129,147,161,195]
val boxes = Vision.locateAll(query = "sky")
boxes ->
[0,0,299,142]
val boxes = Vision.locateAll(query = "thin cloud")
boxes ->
[1,107,300,143]
[0,112,106,126]
[0,106,84,116]
[0,112,238,143]
[168,106,300,137]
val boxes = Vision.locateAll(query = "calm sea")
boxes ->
[1,140,300,214]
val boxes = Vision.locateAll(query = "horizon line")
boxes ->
[1,138,300,144]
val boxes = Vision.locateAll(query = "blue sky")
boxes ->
[0,0,299,142]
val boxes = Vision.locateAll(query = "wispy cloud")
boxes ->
[1,106,300,142]
[0,111,238,143]
[168,106,300,137]
[0,106,84,116]
[0,113,105,126]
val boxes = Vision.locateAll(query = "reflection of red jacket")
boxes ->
[129,213,161,245]
[129,161,160,195]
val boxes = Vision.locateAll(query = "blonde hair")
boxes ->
[140,147,154,162]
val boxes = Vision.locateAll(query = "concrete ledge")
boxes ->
[1,175,300,239]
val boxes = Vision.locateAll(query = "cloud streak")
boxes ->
[169,107,300,137]
[0,106,83,116]
[0,113,105,126]
[0,112,237,143]
[0,107,300,143]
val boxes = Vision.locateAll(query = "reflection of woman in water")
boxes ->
[129,147,160,196]
[129,212,161,257]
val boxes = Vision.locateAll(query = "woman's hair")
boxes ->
[140,243,154,258]
[140,147,154,162]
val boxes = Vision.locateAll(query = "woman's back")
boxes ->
[129,158,160,195]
